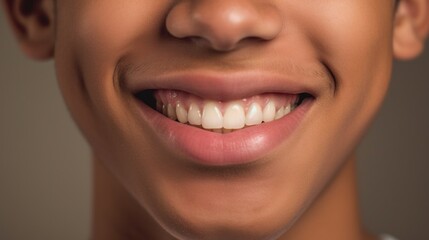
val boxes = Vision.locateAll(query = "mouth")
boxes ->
[135,89,312,134]
[127,71,318,166]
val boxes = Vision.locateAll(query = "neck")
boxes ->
[91,154,374,240]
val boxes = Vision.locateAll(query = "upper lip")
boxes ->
[119,46,338,100]
[124,69,329,101]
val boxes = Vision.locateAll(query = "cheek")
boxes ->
[54,1,165,140]
[329,7,393,137]
[57,0,172,91]
[304,1,394,125]
[274,0,395,201]
[301,7,394,200]
[53,1,180,184]
[283,1,394,113]
[310,1,394,88]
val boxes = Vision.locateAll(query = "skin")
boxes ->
[2,0,429,239]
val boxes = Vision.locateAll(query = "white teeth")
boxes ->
[167,104,177,120]
[275,107,285,120]
[284,105,291,115]
[245,103,263,126]
[263,101,276,122]
[159,98,297,131]
[162,104,168,116]
[223,103,245,129]
[188,103,202,125]
[157,101,163,112]
[176,103,188,123]
[202,102,223,129]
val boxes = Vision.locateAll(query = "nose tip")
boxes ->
[166,0,282,51]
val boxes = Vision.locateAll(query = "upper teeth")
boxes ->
[149,90,300,132]
[158,100,295,131]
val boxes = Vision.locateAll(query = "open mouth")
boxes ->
[126,70,320,165]
[135,90,313,133]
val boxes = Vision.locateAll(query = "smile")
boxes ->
[127,71,319,167]
[136,89,311,133]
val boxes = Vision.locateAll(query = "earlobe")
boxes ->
[2,0,55,60]
[393,0,429,60]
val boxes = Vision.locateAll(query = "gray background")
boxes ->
[1,12,428,240]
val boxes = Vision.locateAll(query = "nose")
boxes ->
[166,0,283,51]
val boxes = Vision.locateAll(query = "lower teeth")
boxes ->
[212,128,235,134]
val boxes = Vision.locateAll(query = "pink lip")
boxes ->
[136,98,313,166]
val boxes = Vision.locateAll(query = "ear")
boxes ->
[393,0,429,60]
[2,0,55,60]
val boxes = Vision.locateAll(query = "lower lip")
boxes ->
[136,99,313,166]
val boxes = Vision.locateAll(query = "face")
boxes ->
[44,0,396,239]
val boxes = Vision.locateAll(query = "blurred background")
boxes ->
[1,11,428,240]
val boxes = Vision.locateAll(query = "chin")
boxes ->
[158,210,294,240]
[141,179,305,240]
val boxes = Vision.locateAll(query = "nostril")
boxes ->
[186,37,238,52]
[209,38,241,52]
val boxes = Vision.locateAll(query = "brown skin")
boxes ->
[3,0,429,239]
